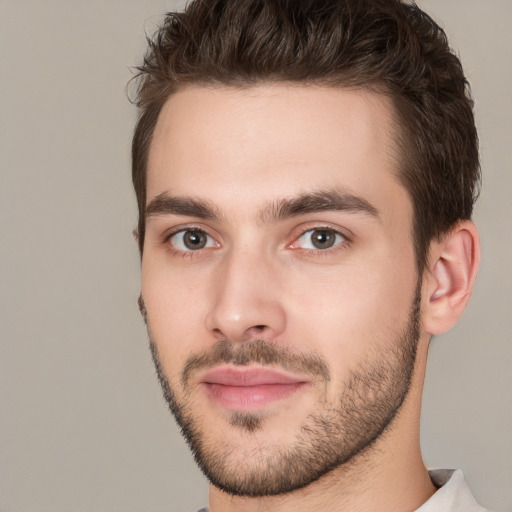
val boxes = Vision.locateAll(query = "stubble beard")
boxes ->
[146,287,421,497]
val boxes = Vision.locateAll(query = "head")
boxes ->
[132,0,480,272]
[131,0,480,500]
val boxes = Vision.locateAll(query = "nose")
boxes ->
[204,248,287,343]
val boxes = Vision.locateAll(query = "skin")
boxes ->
[140,84,479,512]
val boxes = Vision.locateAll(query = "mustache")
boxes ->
[181,339,330,387]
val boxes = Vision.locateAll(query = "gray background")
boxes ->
[0,1,510,511]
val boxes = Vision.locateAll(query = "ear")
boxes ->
[132,228,139,242]
[421,221,480,335]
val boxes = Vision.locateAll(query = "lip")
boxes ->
[199,366,309,412]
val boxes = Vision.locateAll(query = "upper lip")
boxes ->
[199,366,308,386]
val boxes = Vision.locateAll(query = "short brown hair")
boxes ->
[131,0,480,272]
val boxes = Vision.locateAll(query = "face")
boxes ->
[141,84,421,496]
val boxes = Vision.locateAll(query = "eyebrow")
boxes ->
[145,188,380,223]
[146,193,223,221]
[260,189,380,223]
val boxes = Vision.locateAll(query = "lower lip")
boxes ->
[202,382,306,411]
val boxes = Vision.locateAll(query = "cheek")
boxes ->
[283,253,417,365]
[141,256,212,367]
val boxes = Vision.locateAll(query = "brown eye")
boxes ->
[295,228,345,250]
[170,229,214,251]
[310,229,336,249]
[183,230,207,249]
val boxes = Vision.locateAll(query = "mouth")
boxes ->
[198,366,309,412]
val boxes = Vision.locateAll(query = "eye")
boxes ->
[169,229,216,251]
[294,228,345,250]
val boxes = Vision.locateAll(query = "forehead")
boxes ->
[146,84,407,218]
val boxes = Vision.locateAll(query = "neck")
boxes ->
[208,340,435,512]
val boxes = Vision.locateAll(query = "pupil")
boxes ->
[184,230,206,250]
[312,230,334,249]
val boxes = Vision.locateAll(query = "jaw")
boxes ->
[205,333,433,512]
[208,376,432,512]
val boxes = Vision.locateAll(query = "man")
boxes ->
[131,0,485,510]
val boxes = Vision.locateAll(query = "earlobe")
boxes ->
[422,221,480,335]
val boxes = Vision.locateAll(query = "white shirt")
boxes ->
[419,469,489,512]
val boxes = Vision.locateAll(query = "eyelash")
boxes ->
[162,227,218,258]
[288,226,350,255]
[161,225,350,257]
